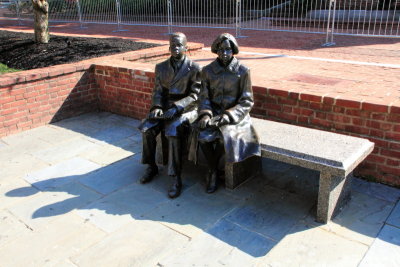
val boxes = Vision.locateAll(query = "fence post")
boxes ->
[15,0,22,25]
[167,0,173,35]
[323,0,336,46]
[76,0,87,29]
[113,0,128,32]
[235,0,246,38]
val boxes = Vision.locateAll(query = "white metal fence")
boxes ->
[1,0,399,39]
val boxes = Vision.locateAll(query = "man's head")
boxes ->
[169,32,187,60]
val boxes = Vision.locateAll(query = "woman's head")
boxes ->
[211,33,239,66]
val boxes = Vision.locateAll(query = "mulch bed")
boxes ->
[0,30,160,70]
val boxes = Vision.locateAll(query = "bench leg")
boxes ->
[317,172,352,223]
[225,156,262,189]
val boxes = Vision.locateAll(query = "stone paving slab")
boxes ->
[352,178,400,204]
[387,201,400,228]
[207,218,276,257]
[257,222,369,267]
[0,213,106,266]
[78,142,138,166]
[32,137,102,165]
[24,157,101,191]
[71,220,189,267]
[0,153,50,182]
[78,157,140,195]
[359,225,400,267]
[158,231,258,267]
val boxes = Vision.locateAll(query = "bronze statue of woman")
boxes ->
[190,33,261,193]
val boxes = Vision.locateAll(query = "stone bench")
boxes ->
[225,117,374,223]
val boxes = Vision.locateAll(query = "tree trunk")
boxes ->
[31,0,49,43]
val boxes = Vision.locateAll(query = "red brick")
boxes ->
[278,98,297,105]
[315,112,326,119]
[1,108,18,116]
[266,103,282,111]
[282,106,293,113]
[311,118,332,128]
[369,129,385,138]
[366,154,386,164]
[310,102,332,112]
[300,93,322,102]
[387,159,400,166]
[362,162,377,170]
[17,121,33,129]
[336,98,361,109]
[352,117,366,126]
[381,149,400,159]
[289,92,300,100]
[378,165,400,176]
[299,101,309,108]
[345,125,369,135]
[322,96,335,105]
[3,119,19,127]
[252,86,267,94]
[368,137,389,148]
[385,132,400,142]
[390,105,400,114]
[34,84,49,91]
[298,116,309,124]
[371,113,386,120]
[269,89,289,97]
[387,114,400,123]
[346,109,361,116]
[36,95,50,102]
[24,91,40,99]
[362,102,388,113]
[327,114,351,123]
[266,97,277,104]
[333,106,345,113]
[9,88,25,96]
[0,96,15,105]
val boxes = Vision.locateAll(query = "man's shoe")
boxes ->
[168,178,182,199]
[140,166,158,184]
[206,171,218,194]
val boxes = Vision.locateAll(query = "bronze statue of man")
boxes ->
[138,32,201,198]
[190,33,260,193]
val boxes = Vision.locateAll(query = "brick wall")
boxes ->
[252,86,400,186]
[95,64,154,120]
[0,63,98,138]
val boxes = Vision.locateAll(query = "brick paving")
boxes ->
[1,20,399,108]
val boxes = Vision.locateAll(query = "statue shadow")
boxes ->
[6,155,398,258]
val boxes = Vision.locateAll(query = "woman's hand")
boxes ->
[199,115,211,129]
[214,114,230,127]
[149,108,163,119]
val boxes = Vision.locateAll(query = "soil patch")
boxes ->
[0,30,160,70]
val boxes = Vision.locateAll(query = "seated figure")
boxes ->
[138,32,201,198]
[190,33,261,193]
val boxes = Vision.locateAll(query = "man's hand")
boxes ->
[214,114,230,127]
[163,106,178,120]
[199,115,211,129]
[149,108,163,119]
